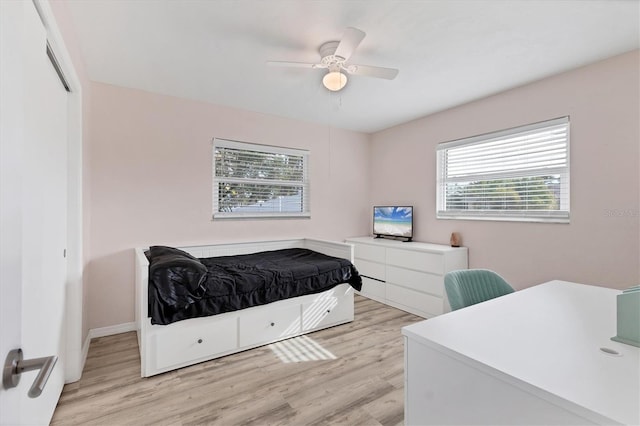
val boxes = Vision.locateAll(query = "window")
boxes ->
[213,139,310,219]
[436,117,569,223]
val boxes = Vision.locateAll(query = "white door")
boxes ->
[1,1,69,424]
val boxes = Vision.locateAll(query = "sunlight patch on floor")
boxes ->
[268,335,337,363]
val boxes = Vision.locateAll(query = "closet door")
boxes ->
[0,1,69,424]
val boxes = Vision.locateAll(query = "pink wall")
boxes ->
[88,51,638,329]
[371,50,640,290]
[88,83,371,329]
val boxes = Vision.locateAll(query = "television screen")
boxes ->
[373,206,413,240]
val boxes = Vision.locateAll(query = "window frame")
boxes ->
[212,138,310,220]
[436,117,570,223]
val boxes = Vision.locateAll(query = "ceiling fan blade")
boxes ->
[347,64,399,80]
[266,61,323,69]
[334,27,366,60]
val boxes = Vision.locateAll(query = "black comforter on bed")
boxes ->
[147,246,362,325]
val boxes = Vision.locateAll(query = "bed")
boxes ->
[135,238,360,377]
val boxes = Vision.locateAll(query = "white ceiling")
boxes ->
[65,0,640,133]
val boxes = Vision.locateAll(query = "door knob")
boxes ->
[3,349,57,398]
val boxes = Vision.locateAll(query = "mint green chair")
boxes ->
[445,269,515,311]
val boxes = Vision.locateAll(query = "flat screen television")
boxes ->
[373,206,413,242]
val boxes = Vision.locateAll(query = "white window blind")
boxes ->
[436,117,570,223]
[213,139,310,219]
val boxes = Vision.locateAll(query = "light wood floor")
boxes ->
[52,295,422,425]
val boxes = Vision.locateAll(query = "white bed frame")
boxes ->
[135,238,356,377]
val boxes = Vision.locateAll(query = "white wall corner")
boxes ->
[63,332,90,384]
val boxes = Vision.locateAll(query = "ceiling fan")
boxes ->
[267,27,399,92]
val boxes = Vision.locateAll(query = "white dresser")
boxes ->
[402,281,640,425]
[345,237,468,318]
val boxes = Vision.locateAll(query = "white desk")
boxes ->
[402,281,640,425]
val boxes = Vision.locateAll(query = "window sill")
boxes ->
[212,213,311,221]
[437,212,569,224]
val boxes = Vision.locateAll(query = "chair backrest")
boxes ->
[445,269,515,311]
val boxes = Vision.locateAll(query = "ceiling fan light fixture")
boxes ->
[322,71,347,91]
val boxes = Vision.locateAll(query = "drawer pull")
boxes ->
[197,339,203,344]
[270,322,275,327]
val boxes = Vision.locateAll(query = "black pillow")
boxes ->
[148,246,207,293]
[148,245,200,262]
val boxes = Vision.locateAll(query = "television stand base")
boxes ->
[374,235,412,243]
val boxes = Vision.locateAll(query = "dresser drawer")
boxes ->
[360,276,386,300]
[387,248,443,274]
[239,303,302,347]
[354,258,386,281]
[387,266,443,297]
[153,315,238,371]
[353,243,386,263]
[386,283,444,317]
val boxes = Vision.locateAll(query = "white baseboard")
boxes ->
[81,332,91,361]
[66,333,91,383]
[89,322,136,339]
